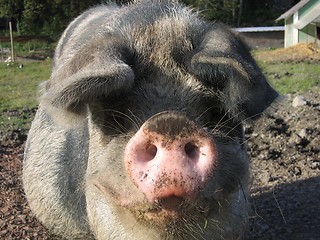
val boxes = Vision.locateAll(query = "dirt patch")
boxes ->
[0,91,319,239]
[254,43,320,63]
[0,108,60,239]
[245,91,320,240]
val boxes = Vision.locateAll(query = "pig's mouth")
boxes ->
[128,194,216,228]
[158,196,184,210]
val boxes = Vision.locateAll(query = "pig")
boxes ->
[23,0,278,239]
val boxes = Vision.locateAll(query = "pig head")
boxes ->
[23,1,278,240]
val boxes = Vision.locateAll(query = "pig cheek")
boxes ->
[90,176,145,207]
[86,134,146,207]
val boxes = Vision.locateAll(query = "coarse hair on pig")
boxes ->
[23,0,278,239]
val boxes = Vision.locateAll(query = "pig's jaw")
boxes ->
[88,180,248,240]
[95,180,224,227]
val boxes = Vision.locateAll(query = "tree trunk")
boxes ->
[237,0,243,27]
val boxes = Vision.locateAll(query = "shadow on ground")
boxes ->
[247,176,320,240]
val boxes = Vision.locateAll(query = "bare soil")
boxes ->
[1,44,319,239]
[253,42,320,63]
[245,91,320,240]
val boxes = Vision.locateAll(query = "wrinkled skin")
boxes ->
[23,1,278,239]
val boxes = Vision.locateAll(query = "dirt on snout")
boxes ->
[0,91,319,239]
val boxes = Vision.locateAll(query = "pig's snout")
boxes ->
[124,111,217,204]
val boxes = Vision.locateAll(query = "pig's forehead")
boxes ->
[132,70,209,98]
[122,76,213,116]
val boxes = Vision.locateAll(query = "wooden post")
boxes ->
[0,40,4,61]
[9,21,15,63]
[315,24,318,51]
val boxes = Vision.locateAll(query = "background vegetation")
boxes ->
[258,61,320,94]
[0,0,299,40]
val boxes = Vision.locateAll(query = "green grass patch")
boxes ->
[0,108,36,132]
[257,61,320,94]
[0,60,51,111]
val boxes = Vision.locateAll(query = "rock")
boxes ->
[288,133,301,145]
[292,96,307,107]
[311,162,320,169]
[272,73,281,79]
[259,171,271,183]
[298,129,307,138]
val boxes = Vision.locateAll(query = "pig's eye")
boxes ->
[89,96,136,135]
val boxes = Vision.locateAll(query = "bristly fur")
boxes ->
[23,1,278,239]
[40,0,277,127]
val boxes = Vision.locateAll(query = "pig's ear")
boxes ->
[188,25,279,119]
[40,37,134,111]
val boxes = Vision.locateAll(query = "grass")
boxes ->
[0,60,51,111]
[258,61,320,94]
[0,109,36,132]
[0,60,51,131]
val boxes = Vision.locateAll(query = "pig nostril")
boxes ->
[184,142,199,159]
[145,144,157,161]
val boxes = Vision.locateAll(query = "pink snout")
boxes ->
[124,112,217,203]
